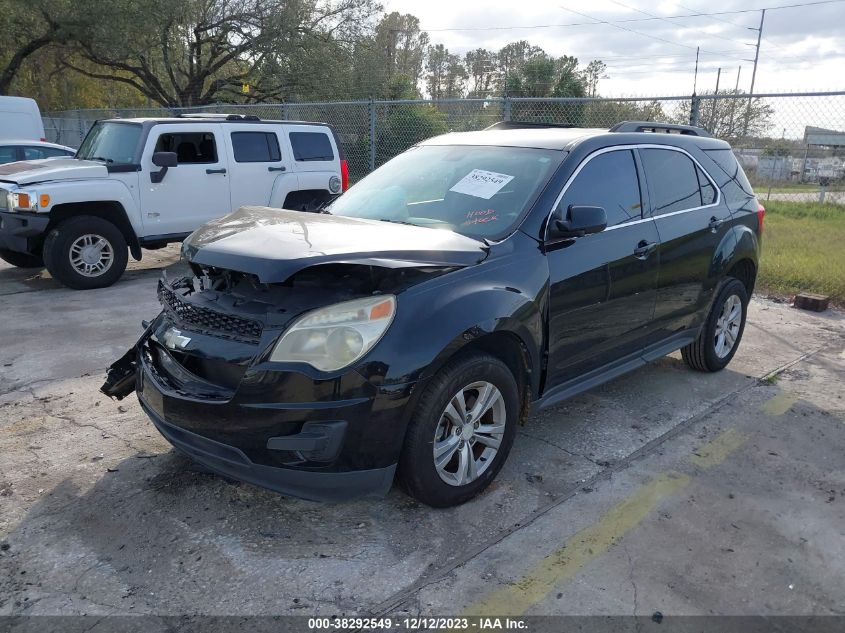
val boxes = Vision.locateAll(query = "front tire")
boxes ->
[681,278,748,372]
[0,248,43,268]
[43,216,128,290]
[397,352,519,507]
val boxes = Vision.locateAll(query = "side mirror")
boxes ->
[151,151,178,184]
[152,151,178,167]
[549,205,607,239]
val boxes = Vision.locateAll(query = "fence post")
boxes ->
[77,110,85,146]
[689,94,701,127]
[281,103,289,121]
[503,97,512,122]
[368,98,376,173]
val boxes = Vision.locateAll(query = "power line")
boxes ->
[607,0,754,45]
[422,0,845,32]
[558,5,740,56]
[677,1,818,65]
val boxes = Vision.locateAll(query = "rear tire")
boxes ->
[43,216,128,290]
[397,352,519,507]
[0,248,43,268]
[681,278,748,372]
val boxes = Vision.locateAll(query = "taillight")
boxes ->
[40,137,47,142]
[340,159,349,192]
[757,203,765,235]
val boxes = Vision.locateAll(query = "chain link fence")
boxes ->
[44,91,845,203]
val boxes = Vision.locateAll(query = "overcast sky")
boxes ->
[382,0,845,96]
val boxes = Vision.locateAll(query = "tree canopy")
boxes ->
[0,0,609,109]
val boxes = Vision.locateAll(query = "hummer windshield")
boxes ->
[76,121,143,165]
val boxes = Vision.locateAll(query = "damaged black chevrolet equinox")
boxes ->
[102,121,763,507]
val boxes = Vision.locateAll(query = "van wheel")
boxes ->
[0,248,43,268]
[397,352,519,507]
[681,278,748,372]
[43,216,128,290]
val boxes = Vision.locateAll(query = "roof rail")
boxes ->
[609,120,710,137]
[174,113,261,121]
[485,121,576,130]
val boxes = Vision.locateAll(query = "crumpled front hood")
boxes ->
[0,158,108,185]
[182,206,489,283]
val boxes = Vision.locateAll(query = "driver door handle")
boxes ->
[633,240,658,260]
[268,165,286,172]
[206,168,227,175]
[708,216,724,232]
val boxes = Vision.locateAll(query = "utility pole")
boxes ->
[709,67,721,131]
[727,66,741,137]
[749,10,766,98]
[744,9,766,135]
[690,47,700,126]
[692,46,700,94]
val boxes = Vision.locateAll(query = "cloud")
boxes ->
[382,0,845,94]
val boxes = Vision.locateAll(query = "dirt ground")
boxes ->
[1,248,843,622]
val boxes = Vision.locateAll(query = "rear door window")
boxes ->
[231,131,281,162]
[289,132,334,162]
[641,148,712,215]
[560,149,643,227]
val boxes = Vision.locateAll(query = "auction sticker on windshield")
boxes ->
[449,169,514,199]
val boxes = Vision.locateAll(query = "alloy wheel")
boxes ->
[714,294,742,358]
[68,233,114,277]
[432,381,506,486]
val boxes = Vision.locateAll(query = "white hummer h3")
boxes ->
[0,114,347,289]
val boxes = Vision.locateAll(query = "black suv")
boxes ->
[103,121,763,507]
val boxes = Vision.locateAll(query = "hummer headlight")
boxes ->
[9,191,38,211]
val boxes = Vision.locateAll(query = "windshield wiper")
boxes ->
[88,156,114,164]
[375,218,417,226]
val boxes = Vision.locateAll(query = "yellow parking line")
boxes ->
[762,392,799,417]
[689,428,747,468]
[464,471,690,617]
[465,428,747,616]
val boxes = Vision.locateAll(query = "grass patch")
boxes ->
[757,200,845,304]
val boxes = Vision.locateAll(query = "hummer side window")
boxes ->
[290,132,334,162]
[154,132,217,164]
[231,132,281,163]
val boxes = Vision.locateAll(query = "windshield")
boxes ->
[327,145,560,240]
[76,122,142,165]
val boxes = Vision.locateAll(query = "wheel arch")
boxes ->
[48,202,142,260]
[717,224,759,296]
[414,326,540,426]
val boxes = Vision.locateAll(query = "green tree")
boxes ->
[351,12,428,99]
[65,0,378,107]
[0,0,82,94]
[671,89,775,139]
[464,48,498,98]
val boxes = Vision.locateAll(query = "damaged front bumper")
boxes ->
[101,281,414,502]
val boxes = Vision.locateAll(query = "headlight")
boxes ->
[9,190,38,211]
[269,295,396,371]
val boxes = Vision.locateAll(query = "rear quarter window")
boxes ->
[289,132,334,162]
[703,148,756,208]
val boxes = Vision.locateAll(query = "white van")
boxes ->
[0,97,45,141]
